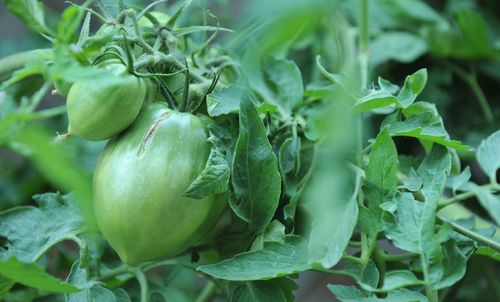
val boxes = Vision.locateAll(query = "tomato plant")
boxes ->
[0,1,499,302]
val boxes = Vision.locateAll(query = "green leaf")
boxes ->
[250,220,286,251]
[229,279,296,302]
[4,0,53,35]
[264,58,303,112]
[384,147,465,289]
[66,261,130,302]
[432,240,467,289]
[377,270,424,292]
[56,6,84,44]
[363,270,424,292]
[183,147,230,199]
[428,10,496,59]
[385,112,470,151]
[475,246,500,261]
[328,285,428,302]
[304,167,359,268]
[47,58,131,87]
[278,132,301,176]
[0,258,78,293]
[173,25,233,36]
[0,193,86,262]
[304,81,338,100]
[198,236,310,281]
[471,185,500,226]
[327,285,364,301]
[77,13,92,46]
[352,91,397,113]
[343,259,380,289]
[403,168,422,192]
[383,192,424,253]
[366,129,399,201]
[420,147,466,288]
[371,32,428,66]
[363,129,399,241]
[207,84,253,117]
[315,55,348,88]
[0,275,14,299]
[283,146,316,225]
[231,98,281,232]
[0,64,45,91]
[7,127,94,227]
[396,69,427,108]
[417,146,455,288]
[446,166,471,194]
[476,130,500,182]
[378,77,399,95]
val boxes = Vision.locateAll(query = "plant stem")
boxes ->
[348,241,362,247]
[438,183,499,210]
[134,268,149,302]
[374,247,386,288]
[342,254,363,263]
[437,191,475,210]
[141,259,181,271]
[425,286,439,302]
[448,63,494,124]
[25,105,67,121]
[28,82,51,112]
[420,244,438,301]
[358,0,369,88]
[96,264,130,280]
[194,281,216,302]
[379,251,418,262]
[357,0,371,266]
[437,216,500,252]
[313,268,354,278]
[0,49,52,81]
[468,74,494,124]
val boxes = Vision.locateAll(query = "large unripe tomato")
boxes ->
[93,103,225,265]
[66,61,146,140]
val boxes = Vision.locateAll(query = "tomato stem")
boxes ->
[194,281,217,302]
[25,105,67,121]
[357,0,371,266]
[437,183,499,210]
[0,49,52,81]
[134,268,149,302]
[437,216,500,252]
[95,264,130,281]
[448,62,494,124]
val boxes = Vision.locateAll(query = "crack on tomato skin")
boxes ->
[138,111,170,156]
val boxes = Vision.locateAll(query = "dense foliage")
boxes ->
[0,0,498,301]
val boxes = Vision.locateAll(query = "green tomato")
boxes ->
[93,102,225,265]
[66,60,146,141]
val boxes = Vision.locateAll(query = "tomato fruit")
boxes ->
[66,60,146,140]
[93,102,225,265]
